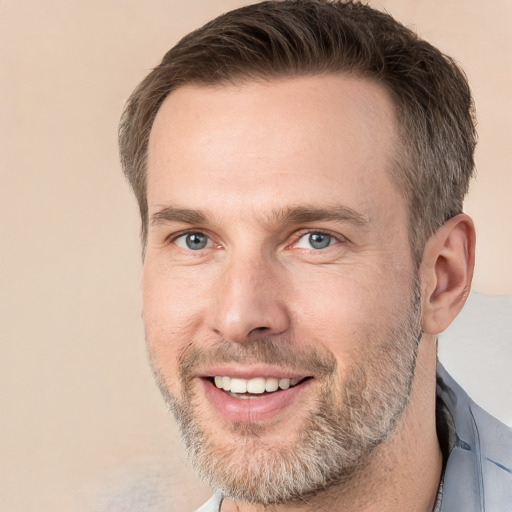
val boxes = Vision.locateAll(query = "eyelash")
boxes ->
[291,229,341,250]
[167,229,343,251]
[168,230,214,249]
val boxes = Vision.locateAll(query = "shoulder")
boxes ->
[437,363,512,511]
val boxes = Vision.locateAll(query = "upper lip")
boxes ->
[197,365,310,380]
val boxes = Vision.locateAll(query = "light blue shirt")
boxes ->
[436,363,512,511]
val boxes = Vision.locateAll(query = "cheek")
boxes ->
[142,263,209,379]
[143,258,209,329]
[287,265,407,364]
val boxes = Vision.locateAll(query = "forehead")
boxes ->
[146,75,403,226]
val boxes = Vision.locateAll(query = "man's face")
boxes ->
[143,75,422,504]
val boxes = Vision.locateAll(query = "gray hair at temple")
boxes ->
[118,0,476,264]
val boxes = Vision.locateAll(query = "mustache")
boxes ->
[178,337,337,378]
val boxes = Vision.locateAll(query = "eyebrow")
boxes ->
[151,206,207,226]
[273,205,368,227]
[150,204,369,229]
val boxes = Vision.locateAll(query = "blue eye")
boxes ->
[295,232,334,250]
[175,232,210,250]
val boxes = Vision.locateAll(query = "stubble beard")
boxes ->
[149,280,422,506]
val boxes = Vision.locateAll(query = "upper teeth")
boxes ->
[213,376,301,394]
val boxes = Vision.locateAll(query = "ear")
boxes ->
[420,214,475,335]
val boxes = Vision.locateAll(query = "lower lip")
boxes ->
[201,378,313,423]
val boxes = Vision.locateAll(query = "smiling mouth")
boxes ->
[209,375,311,398]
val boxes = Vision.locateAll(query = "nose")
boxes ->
[206,251,291,343]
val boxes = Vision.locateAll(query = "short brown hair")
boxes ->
[119,0,476,263]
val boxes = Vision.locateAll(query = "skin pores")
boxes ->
[142,75,426,505]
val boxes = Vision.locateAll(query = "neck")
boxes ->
[222,335,442,512]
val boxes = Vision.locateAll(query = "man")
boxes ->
[118,1,512,510]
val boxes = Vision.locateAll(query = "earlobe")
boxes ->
[420,214,475,335]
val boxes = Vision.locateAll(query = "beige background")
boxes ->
[1,1,511,511]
